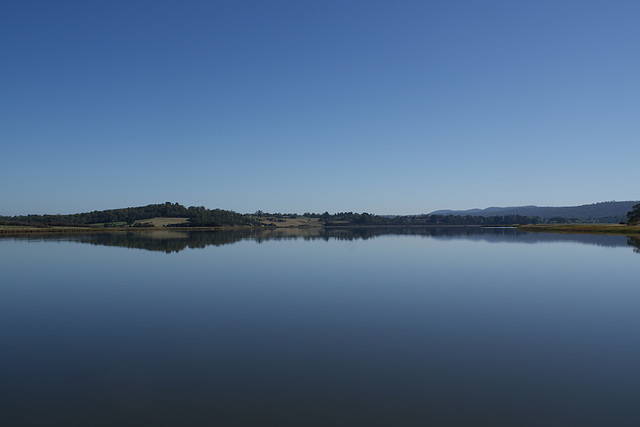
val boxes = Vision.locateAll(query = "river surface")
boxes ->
[1,228,639,426]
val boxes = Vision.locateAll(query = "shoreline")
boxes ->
[3,223,640,236]
[0,225,257,235]
[0,224,474,235]
[517,224,640,235]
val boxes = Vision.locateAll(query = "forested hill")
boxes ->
[1,202,254,228]
[430,201,639,223]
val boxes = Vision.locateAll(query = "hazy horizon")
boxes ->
[2,1,639,216]
[2,199,638,218]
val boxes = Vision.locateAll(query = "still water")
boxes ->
[1,228,639,426]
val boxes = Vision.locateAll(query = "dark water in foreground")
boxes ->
[1,228,640,426]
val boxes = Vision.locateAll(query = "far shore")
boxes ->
[2,223,640,236]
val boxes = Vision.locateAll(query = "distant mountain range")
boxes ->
[430,201,639,221]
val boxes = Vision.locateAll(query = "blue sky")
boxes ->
[2,0,639,215]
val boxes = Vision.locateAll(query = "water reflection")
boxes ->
[2,227,640,426]
[628,236,640,253]
[2,227,639,254]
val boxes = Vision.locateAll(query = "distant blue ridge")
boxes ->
[429,201,639,221]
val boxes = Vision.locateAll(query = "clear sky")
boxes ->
[2,0,639,216]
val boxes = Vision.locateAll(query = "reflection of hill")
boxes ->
[429,227,632,249]
[2,227,638,254]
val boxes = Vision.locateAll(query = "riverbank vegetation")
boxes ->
[627,203,640,225]
[2,202,640,235]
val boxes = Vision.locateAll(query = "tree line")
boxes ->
[628,203,640,225]
[304,212,543,226]
[2,201,639,228]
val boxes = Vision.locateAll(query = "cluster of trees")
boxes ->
[172,206,254,227]
[627,203,640,225]
[1,202,187,226]
[0,202,252,228]
[288,211,543,226]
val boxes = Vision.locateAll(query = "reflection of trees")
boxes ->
[628,237,640,253]
[78,232,193,253]
[75,230,272,253]
[1,228,496,252]
[3,227,640,255]
[66,227,527,252]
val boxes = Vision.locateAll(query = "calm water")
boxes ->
[1,228,640,426]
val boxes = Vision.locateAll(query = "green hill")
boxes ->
[0,202,254,228]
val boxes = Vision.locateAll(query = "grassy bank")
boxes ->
[0,226,125,234]
[4,221,640,236]
[0,216,322,234]
[518,224,640,235]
